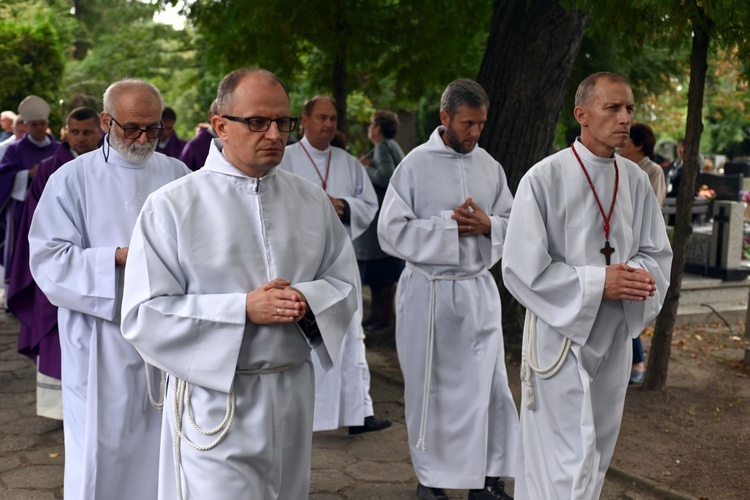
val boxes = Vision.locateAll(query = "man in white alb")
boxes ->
[29,78,191,500]
[501,72,673,499]
[378,79,519,500]
[279,95,391,435]
[120,69,358,499]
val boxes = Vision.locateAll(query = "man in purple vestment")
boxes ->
[179,99,219,171]
[8,107,102,419]
[156,106,186,158]
[0,95,59,284]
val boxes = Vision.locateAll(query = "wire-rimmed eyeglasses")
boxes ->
[221,115,298,133]
[109,115,164,140]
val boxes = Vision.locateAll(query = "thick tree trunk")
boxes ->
[477,0,588,346]
[644,14,711,391]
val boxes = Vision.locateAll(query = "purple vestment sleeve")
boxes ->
[157,132,187,159]
[0,134,59,268]
[179,127,213,171]
[9,143,72,378]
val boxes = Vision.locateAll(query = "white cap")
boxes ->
[18,95,50,122]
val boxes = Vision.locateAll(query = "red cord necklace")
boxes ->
[299,142,332,191]
[571,142,619,265]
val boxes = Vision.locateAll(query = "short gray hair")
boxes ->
[440,79,489,117]
[102,78,165,116]
[574,72,630,107]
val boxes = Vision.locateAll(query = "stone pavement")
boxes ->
[0,309,695,500]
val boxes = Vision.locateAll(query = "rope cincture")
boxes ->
[520,310,571,411]
[406,262,486,452]
[171,361,304,500]
[144,362,165,411]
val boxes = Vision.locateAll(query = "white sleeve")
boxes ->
[377,163,460,265]
[29,176,120,321]
[502,173,605,345]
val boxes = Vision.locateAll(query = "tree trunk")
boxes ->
[644,13,712,391]
[477,0,588,346]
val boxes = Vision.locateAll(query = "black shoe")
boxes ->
[468,477,513,500]
[362,316,379,328]
[363,320,394,333]
[417,483,449,500]
[348,415,392,435]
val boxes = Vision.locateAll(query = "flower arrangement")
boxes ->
[697,185,716,202]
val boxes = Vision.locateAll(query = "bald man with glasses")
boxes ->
[121,68,357,499]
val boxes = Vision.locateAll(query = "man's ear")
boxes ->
[211,115,226,140]
[573,106,587,127]
[100,112,111,134]
[439,110,450,128]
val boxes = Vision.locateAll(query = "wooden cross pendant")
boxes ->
[601,240,615,265]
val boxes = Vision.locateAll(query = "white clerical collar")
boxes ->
[214,140,277,180]
[574,138,615,166]
[301,135,330,155]
[429,126,476,157]
[27,134,51,148]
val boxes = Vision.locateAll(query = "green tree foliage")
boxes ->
[0,18,66,130]
[62,0,203,139]
[182,0,491,132]
[645,0,750,392]
[556,31,688,148]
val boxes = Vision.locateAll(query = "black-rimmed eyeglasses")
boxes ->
[109,115,164,140]
[222,115,298,133]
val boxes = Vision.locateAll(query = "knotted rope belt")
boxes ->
[172,361,304,500]
[406,262,486,452]
[520,310,571,410]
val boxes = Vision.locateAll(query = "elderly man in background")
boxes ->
[0,115,27,161]
[280,95,392,435]
[29,78,190,500]
[0,110,17,141]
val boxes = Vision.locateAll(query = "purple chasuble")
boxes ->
[157,132,186,159]
[0,133,59,270]
[179,127,214,171]
[8,142,72,378]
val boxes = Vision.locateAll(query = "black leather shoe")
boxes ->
[348,415,392,435]
[417,483,449,500]
[363,320,394,333]
[467,478,513,500]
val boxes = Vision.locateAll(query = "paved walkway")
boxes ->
[0,311,693,499]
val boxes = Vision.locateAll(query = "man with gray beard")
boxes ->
[29,78,191,500]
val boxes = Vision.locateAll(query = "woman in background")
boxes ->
[356,110,405,332]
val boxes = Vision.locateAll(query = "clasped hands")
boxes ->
[327,194,346,218]
[451,197,491,237]
[246,278,307,324]
[604,263,656,302]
